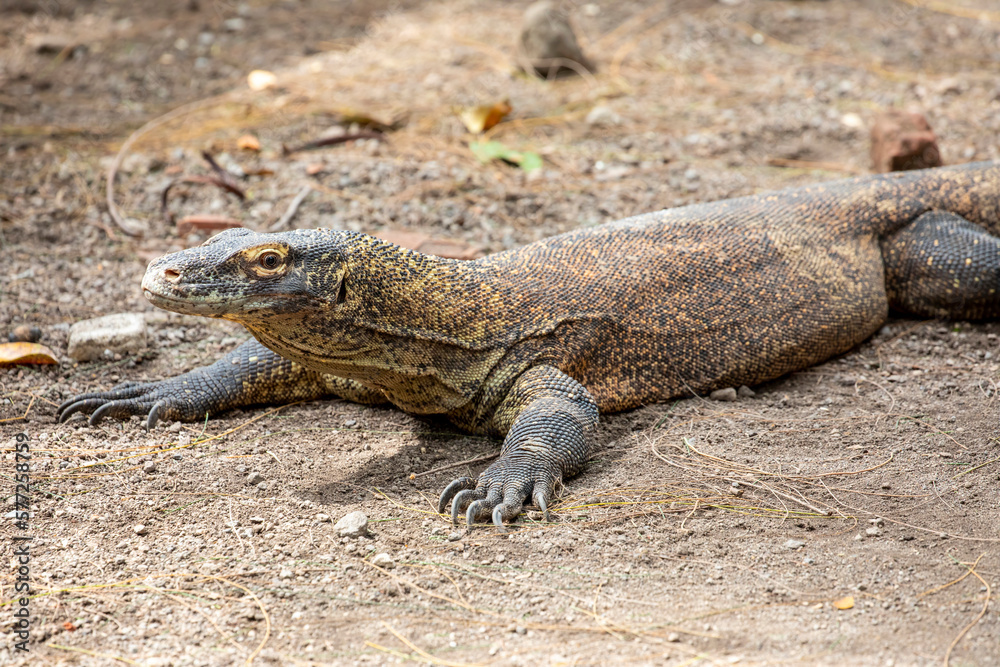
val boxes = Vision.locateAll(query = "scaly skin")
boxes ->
[60,161,1000,530]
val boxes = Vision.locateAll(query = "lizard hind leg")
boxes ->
[438,365,599,532]
[882,211,1000,320]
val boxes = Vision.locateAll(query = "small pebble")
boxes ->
[784,539,805,550]
[865,527,881,537]
[371,552,395,568]
[334,511,369,537]
[710,387,738,402]
[143,461,157,474]
[8,324,42,343]
[133,524,147,535]
[737,385,756,398]
[246,471,263,485]
[316,513,331,522]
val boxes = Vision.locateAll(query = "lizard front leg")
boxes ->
[438,365,599,532]
[59,338,386,429]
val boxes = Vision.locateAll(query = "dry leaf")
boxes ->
[0,342,58,366]
[459,100,512,134]
[62,621,76,631]
[176,215,243,237]
[833,596,855,610]
[247,69,277,91]
[237,134,261,151]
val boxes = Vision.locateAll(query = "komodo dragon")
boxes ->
[60,161,1000,530]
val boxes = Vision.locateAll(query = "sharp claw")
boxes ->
[59,398,101,423]
[466,500,482,528]
[89,402,116,426]
[146,401,165,431]
[451,489,476,526]
[438,477,476,515]
[492,506,508,533]
[535,492,550,523]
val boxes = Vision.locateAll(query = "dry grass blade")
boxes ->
[379,622,485,667]
[942,555,992,667]
[47,643,140,665]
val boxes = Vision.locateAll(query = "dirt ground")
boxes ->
[3,0,1000,665]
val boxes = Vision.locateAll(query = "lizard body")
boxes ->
[61,161,1000,529]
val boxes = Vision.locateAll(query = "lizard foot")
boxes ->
[437,458,555,533]
[58,375,216,430]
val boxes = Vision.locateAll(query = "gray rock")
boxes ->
[710,387,738,402]
[143,461,157,474]
[865,527,881,537]
[371,552,395,568]
[315,513,331,522]
[519,0,594,78]
[133,524,147,535]
[737,385,756,398]
[67,313,147,362]
[586,106,621,127]
[335,510,369,537]
[784,539,805,550]
[246,471,263,485]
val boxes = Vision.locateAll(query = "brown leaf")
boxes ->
[62,621,77,631]
[833,596,855,610]
[0,342,58,367]
[176,215,243,237]
[373,230,484,260]
[459,100,512,134]
[237,134,261,151]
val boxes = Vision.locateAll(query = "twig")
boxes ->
[269,185,313,231]
[281,131,384,156]
[943,554,991,667]
[200,151,245,196]
[765,157,864,174]
[409,452,499,479]
[723,477,831,517]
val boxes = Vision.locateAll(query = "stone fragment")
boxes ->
[737,385,756,398]
[67,313,147,362]
[586,106,621,127]
[870,110,942,173]
[784,539,805,550]
[133,524,147,535]
[143,461,157,474]
[709,387,738,402]
[246,471,263,485]
[335,510,369,537]
[519,1,595,78]
[371,552,395,568]
[8,324,42,343]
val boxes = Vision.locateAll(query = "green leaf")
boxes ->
[469,140,543,173]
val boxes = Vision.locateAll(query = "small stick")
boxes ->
[409,452,498,479]
[269,185,313,231]
[281,131,384,156]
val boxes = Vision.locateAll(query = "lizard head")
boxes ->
[141,227,347,322]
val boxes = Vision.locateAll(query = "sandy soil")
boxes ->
[2,0,1000,665]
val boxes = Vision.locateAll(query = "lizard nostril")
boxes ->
[163,268,181,283]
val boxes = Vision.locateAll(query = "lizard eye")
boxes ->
[259,251,281,269]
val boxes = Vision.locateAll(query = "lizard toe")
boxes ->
[450,488,484,525]
[465,486,504,528]
[59,398,108,423]
[438,476,477,515]
[90,399,155,426]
